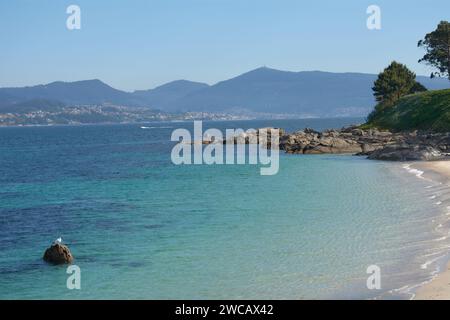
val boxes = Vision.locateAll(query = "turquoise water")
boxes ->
[1,119,449,299]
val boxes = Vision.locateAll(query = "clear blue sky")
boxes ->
[0,0,448,91]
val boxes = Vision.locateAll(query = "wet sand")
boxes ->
[413,161,450,300]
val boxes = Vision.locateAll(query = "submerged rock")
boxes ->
[43,243,74,265]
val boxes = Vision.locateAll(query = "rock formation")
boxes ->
[279,126,450,161]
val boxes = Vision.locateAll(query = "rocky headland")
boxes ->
[280,126,450,161]
[196,125,450,161]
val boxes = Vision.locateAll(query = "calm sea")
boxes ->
[1,118,449,299]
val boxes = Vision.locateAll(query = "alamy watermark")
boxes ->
[170,121,280,175]
[66,5,81,30]
[366,265,381,290]
[66,265,81,290]
[367,5,381,30]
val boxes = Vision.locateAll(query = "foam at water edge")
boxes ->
[397,163,450,300]
[402,164,425,179]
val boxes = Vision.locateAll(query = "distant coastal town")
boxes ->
[0,105,256,126]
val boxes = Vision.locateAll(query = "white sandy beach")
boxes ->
[413,161,450,300]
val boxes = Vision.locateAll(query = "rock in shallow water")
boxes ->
[43,243,74,265]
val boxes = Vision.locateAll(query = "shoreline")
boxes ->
[0,117,363,128]
[411,161,450,300]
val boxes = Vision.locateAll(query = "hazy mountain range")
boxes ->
[1,67,449,118]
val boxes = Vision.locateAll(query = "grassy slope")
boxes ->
[363,89,450,132]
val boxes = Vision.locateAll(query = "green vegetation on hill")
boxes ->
[362,21,450,133]
[364,89,450,132]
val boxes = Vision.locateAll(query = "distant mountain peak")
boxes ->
[154,79,209,90]
[244,66,289,74]
[46,78,104,85]
[132,80,209,109]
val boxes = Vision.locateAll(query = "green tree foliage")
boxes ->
[418,21,450,80]
[372,61,425,108]
[410,81,428,93]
